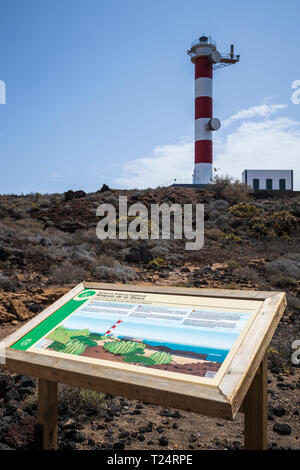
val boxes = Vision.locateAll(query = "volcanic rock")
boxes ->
[273,423,292,435]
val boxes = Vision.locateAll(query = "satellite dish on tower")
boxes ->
[210,50,222,64]
[208,118,221,131]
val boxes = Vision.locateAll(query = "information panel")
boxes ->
[11,288,262,384]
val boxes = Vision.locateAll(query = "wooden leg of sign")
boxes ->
[244,352,268,450]
[37,378,58,450]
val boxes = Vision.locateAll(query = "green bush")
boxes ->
[248,216,269,238]
[222,233,242,243]
[150,351,172,365]
[63,339,86,355]
[122,352,155,366]
[70,335,97,347]
[229,202,261,218]
[148,257,166,268]
[103,340,144,355]
[269,210,297,236]
[49,340,66,352]
[89,333,108,341]
[248,210,297,238]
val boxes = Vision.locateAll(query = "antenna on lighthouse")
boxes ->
[187,35,240,185]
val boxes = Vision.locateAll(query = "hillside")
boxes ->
[0,181,299,450]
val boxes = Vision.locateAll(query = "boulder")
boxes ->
[16,375,36,389]
[273,405,286,417]
[4,416,36,449]
[273,423,292,435]
[3,389,20,403]
[0,374,13,398]
[158,436,168,446]
[9,299,31,321]
[0,305,17,323]
[64,190,86,202]
[125,246,153,264]
[100,184,110,192]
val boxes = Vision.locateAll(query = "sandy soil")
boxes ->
[142,348,208,364]
[80,343,221,378]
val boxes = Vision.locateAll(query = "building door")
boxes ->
[266,179,273,190]
[253,179,260,190]
[279,179,286,190]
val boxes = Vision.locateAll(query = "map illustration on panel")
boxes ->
[34,296,251,379]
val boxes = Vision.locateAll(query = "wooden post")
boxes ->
[244,352,268,450]
[37,378,58,450]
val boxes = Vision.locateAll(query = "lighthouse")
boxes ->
[187,35,239,185]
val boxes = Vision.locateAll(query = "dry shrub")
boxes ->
[72,244,95,262]
[269,275,297,289]
[267,347,286,373]
[265,254,300,278]
[50,261,88,283]
[98,255,116,267]
[268,340,294,374]
[151,244,170,258]
[286,294,300,310]
[206,199,230,213]
[0,273,21,292]
[102,239,126,250]
[58,384,107,414]
[22,385,107,415]
[213,175,251,204]
[205,228,225,240]
[234,266,261,283]
[95,261,137,282]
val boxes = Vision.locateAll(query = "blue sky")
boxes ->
[0,0,299,193]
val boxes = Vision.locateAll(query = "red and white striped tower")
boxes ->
[105,319,123,336]
[188,36,222,184]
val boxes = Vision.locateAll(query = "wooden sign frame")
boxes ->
[0,282,286,450]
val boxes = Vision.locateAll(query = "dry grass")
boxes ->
[212,175,251,204]
[94,261,138,282]
[50,261,88,283]
[22,385,107,415]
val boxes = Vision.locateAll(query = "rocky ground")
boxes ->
[0,364,299,451]
[0,181,299,450]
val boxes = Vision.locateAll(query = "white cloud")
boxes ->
[114,104,300,190]
[215,117,300,189]
[114,138,194,188]
[223,104,287,126]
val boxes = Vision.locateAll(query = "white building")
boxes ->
[242,170,293,191]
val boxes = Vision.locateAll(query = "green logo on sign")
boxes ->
[76,290,96,300]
